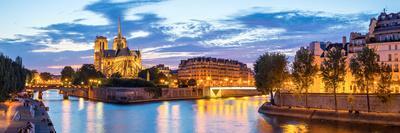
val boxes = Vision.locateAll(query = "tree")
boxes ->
[138,67,160,81]
[187,79,197,87]
[254,52,288,105]
[110,72,122,78]
[0,54,28,101]
[138,67,169,85]
[321,47,346,111]
[40,72,52,81]
[61,66,75,81]
[377,63,392,103]
[349,47,379,112]
[292,47,318,108]
[178,80,188,88]
[73,64,104,85]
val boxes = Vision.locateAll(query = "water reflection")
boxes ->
[38,90,400,133]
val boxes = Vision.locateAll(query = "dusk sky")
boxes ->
[0,0,399,74]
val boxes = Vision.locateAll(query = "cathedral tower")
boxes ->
[94,36,108,70]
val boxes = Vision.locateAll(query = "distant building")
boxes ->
[153,64,172,77]
[306,10,400,93]
[177,57,254,87]
[94,18,142,78]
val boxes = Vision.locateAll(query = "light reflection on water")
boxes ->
[39,90,400,133]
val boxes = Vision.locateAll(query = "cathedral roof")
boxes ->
[116,47,131,56]
[103,50,116,57]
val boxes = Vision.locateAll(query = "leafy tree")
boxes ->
[292,47,318,108]
[156,72,168,85]
[61,66,75,81]
[40,72,52,81]
[138,67,168,85]
[138,67,159,81]
[254,52,288,105]
[178,80,188,88]
[73,64,104,85]
[349,47,379,112]
[321,47,346,111]
[110,72,122,78]
[377,63,392,103]
[187,79,197,87]
[0,54,28,101]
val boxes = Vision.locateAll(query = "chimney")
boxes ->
[342,36,347,44]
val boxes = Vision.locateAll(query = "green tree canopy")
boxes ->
[138,67,168,85]
[187,79,197,87]
[321,47,346,111]
[377,63,392,103]
[0,54,28,101]
[73,64,104,85]
[254,52,288,105]
[40,72,52,81]
[61,66,75,81]
[292,47,318,107]
[110,72,122,78]
[349,47,379,112]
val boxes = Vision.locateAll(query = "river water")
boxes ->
[38,89,400,133]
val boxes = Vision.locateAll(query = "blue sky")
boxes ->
[0,0,399,74]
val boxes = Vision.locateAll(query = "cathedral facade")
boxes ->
[94,19,142,78]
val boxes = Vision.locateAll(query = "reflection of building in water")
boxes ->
[94,18,142,78]
[178,57,254,87]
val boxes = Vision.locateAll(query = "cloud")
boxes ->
[80,55,94,59]
[31,39,92,53]
[143,52,204,60]
[127,31,151,39]
[142,44,204,59]
[47,64,82,69]
[201,28,286,47]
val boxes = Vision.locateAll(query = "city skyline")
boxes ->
[1,0,400,74]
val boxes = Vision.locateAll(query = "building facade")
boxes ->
[367,11,400,93]
[177,57,254,87]
[306,11,400,93]
[94,18,142,78]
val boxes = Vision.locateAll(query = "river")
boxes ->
[37,89,400,133]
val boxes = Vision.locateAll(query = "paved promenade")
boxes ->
[0,98,56,133]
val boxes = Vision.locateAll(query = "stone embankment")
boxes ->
[259,103,400,126]
[1,98,56,133]
[259,93,400,126]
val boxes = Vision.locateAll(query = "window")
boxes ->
[395,64,399,72]
[396,45,398,50]
[389,45,392,50]
[389,54,392,61]
[377,55,380,62]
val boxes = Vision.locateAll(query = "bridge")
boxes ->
[25,84,90,99]
[208,87,261,98]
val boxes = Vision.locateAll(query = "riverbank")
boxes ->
[0,98,56,133]
[258,103,400,126]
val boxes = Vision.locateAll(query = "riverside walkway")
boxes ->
[0,98,56,133]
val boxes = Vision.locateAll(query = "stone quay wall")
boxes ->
[87,87,206,103]
[276,93,400,113]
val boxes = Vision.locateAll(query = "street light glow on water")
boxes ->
[39,90,400,133]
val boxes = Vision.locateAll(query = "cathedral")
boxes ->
[94,18,142,78]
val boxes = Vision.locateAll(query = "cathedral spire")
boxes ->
[118,17,122,38]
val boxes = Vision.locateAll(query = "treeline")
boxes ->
[61,64,163,87]
[0,54,30,101]
[255,46,392,112]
